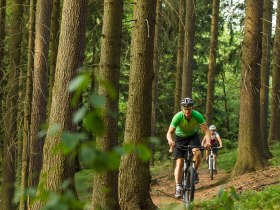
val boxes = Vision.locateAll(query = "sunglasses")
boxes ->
[182,107,193,111]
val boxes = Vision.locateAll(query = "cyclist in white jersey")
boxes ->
[202,125,222,173]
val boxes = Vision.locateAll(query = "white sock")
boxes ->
[176,184,182,190]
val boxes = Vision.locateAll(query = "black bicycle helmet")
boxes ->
[180,97,195,107]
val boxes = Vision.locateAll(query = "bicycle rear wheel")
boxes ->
[209,157,214,180]
[182,167,195,208]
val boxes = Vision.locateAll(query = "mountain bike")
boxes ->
[177,145,204,209]
[207,146,220,180]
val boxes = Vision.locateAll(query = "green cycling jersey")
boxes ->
[170,110,205,137]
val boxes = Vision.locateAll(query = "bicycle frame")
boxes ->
[208,148,216,170]
[177,145,204,208]
[208,146,219,180]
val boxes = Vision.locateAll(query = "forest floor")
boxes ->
[150,163,280,209]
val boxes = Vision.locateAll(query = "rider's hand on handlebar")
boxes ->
[219,146,222,149]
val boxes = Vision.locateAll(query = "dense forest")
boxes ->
[0,0,279,209]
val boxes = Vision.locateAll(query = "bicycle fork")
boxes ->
[208,153,216,170]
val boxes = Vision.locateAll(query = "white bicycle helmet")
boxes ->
[209,125,216,130]
[180,97,195,107]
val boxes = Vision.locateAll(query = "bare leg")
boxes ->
[205,149,209,161]
[174,158,184,184]
[192,149,201,170]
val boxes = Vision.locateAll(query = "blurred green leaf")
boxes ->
[89,93,106,108]
[73,106,87,124]
[149,137,160,145]
[48,124,62,137]
[122,144,134,154]
[136,144,151,161]
[61,132,80,154]
[68,74,90,92]
[107,152,121,170]
[84,112,104,136]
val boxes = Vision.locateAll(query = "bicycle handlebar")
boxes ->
[209,146,222,150]
[177,145,205,151]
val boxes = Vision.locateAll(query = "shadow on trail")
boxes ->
[196,173,231,191]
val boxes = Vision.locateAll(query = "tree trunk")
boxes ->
[118,0,157,209]
[1,0,24,209]
[151,0,162,166]
[260,0,273,158]
[48,0,60,114]
[232,0,268,177]
[174,0,185,113]
[91,0,123,209]
[19,0,36,209]
[0,0,6,91]
[31,0,87,208]
[0,0,6,187]
[206,0,219,125]
[28,0,52,189]
[221,72,230,139]
[181,0,196,98]
[268,1,280,144]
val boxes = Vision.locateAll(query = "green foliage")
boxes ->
[237,184,280,209]
[198,183,280,210]
[218,148,237,172]
[196,187,239,210]
[41,190,86,210]
[269,142,280,166]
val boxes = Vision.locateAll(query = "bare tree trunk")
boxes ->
[221,72,230,139]
[28,0,52,189]
[1,0,24,209]
[91,0,123,209]
[0,0,6,187]
[260,0,273,158]
[232,0,268,177]
[182,0,196,98]
[48,0,60,114]
[19,0,36,209]
[118,0,157,209]
[268,0,280,144]
[151,0,162,166]
[174,0,185,113]
[206,0,219,125]
[31,0,88,208]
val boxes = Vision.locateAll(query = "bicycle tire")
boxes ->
[209,157,214,180]
[182,166,195,208]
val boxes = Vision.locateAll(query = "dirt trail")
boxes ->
[151,166,280,209]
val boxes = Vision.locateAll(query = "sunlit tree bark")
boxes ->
[0,0,6,185]
[232,0,268,177]
[118,0,157,209]
[91,0,123,209]
[1,0,24,209]
[181,0,195,98]
[29,0,52,190]
[151,0,162,166]
[174,0,185,113]
[206,0,219,125]
[269,0,280,144]
[48,0,60,114]
[31,0,88,208]
[19,0,36,209]
[260,0,273,158]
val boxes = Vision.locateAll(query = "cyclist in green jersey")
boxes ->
[167,97,211,198]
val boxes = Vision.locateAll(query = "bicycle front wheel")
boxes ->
[182,166,195,208]
[209,157,214,180]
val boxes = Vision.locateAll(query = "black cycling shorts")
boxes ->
[174,133,201,160]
